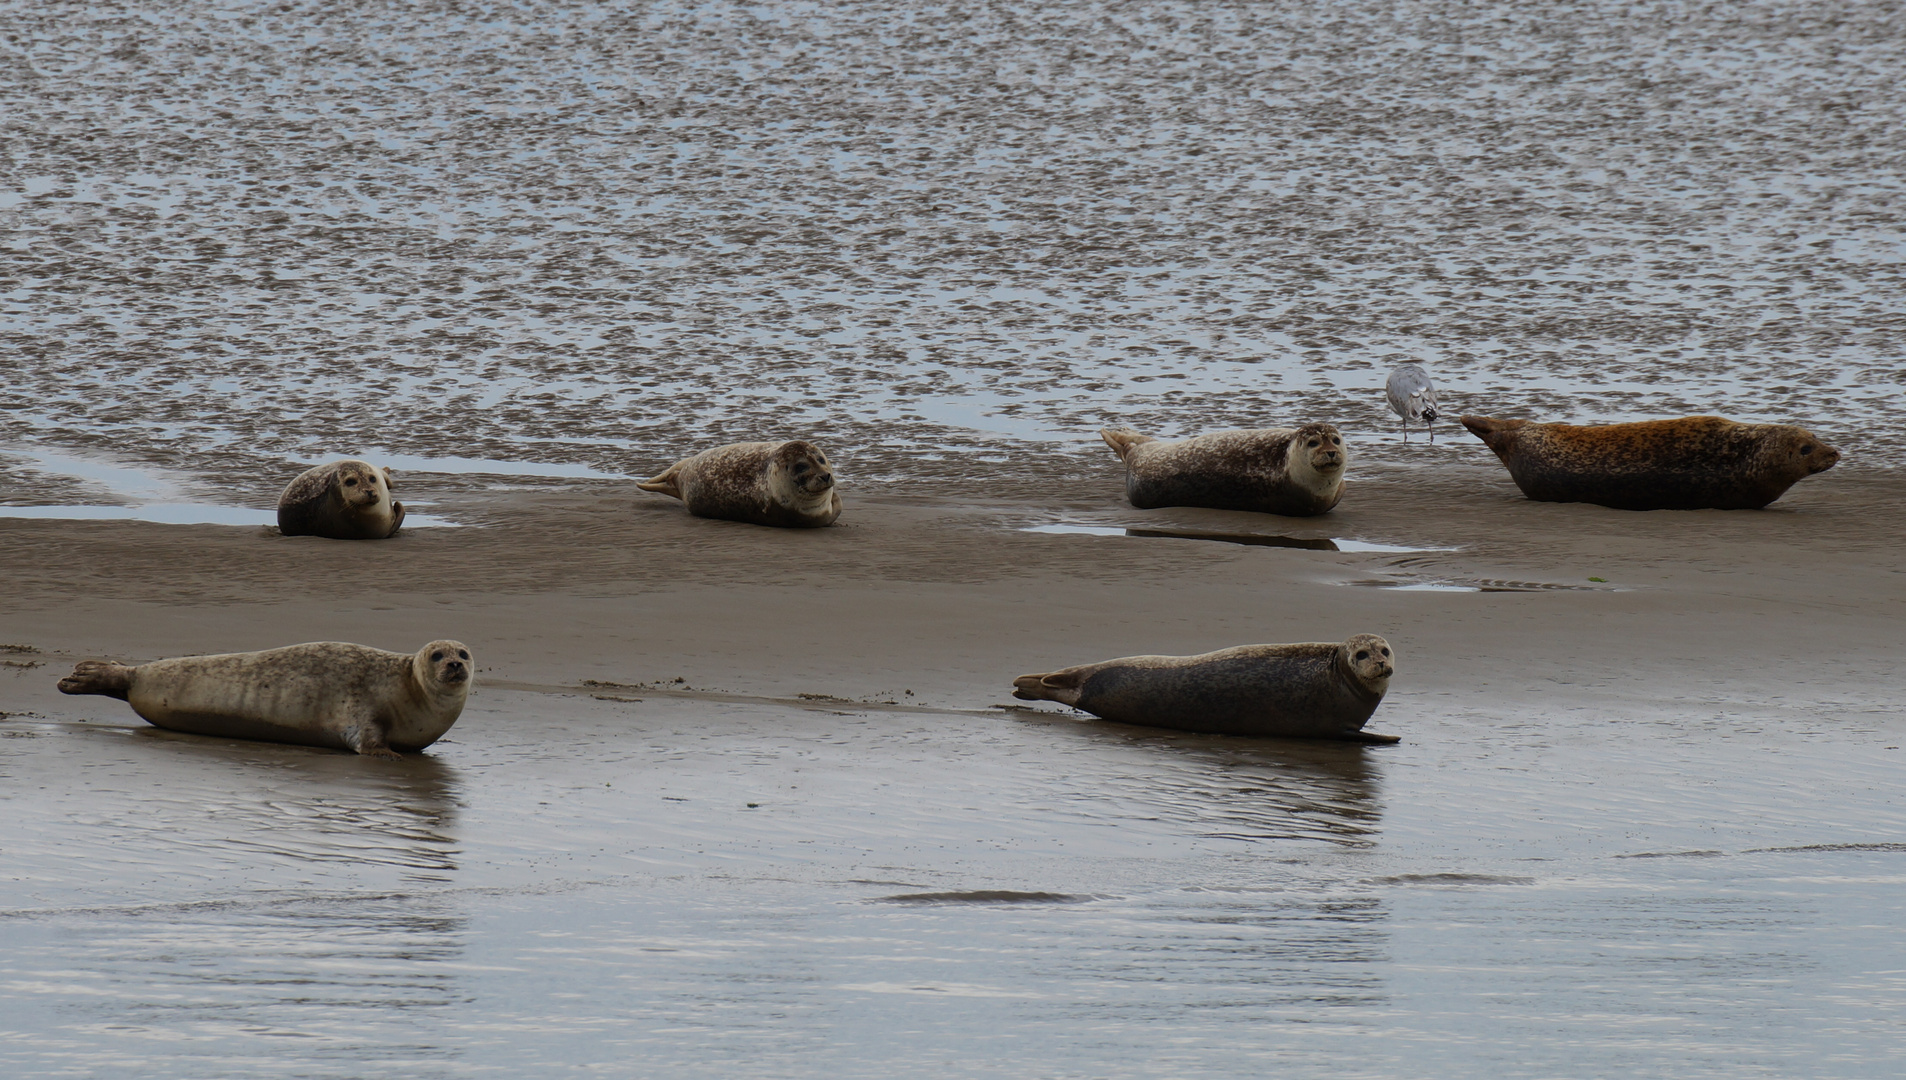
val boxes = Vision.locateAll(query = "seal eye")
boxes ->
[1380,647,1390,656]
[430,651,444,663]
[1308,439,1320,447]
[344,478,357,486]
[1800,445,1813,455]
[457,650,469,660]
[1355,650,1370,660]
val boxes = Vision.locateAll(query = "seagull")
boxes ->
[1385,362,1440,443]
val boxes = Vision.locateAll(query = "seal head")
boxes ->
[1461,415,1839,510]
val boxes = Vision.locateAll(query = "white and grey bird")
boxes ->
[1385,362,1440,443]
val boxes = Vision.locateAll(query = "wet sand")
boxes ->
[4,463,1902,1077]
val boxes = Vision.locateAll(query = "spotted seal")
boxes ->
[1460,415,1840,510]
[637,440,841,527]
[57,640,471,758]
[1012,635,1397,742]
[1100,424,1347,516]
[277,460,404,539]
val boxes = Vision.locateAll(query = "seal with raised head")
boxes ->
[1460,415,1840,510]
[277,459,404,538]
[637,439,841,527]
[1100,424,1347,516]
[57,640,472,758]
[1012,635,1397,742]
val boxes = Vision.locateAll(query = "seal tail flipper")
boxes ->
[636,460,685,500]
[387,500,406,538]
[1099,429,1154,465]
[1459,415,1526,450]
[58,661,134,700]
[1011,669,1085,706]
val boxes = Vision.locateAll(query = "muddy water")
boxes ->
[3,0,1903,510]
[4,687,1902,1077]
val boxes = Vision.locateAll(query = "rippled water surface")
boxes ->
[5,689,1903,1078]
[3,0,1903,502]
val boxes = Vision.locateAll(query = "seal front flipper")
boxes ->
[636,460,686,500]
[57,660,134,700]
[1011,669,1085,706]
[340,712,403,759]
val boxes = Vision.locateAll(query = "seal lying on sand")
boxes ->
[638,440,841,527]
[1012,636,1397,742]
[278,460,404,538]
[1100,425,1347,516]
[1460,415,1840,510]
[58,640,472,757]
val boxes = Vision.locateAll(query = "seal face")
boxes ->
[1100,424,1347,516]
[1460,415,1841,510]
[57,640,471,757]
[277,460,405,538]
[637,439,841,527]
[1011,635,1396,741]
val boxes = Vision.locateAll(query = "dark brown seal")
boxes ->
[277,460,405,538]
[1100,424,1346,516]
[637,440,841,527]
[1460,415,1840,510]
[57,640,471,758]
[1011,635,1397,742]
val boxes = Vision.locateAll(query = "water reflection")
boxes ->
[1013,712,1385,847]
[0,721,469,1077]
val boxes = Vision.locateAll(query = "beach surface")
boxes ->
[4,461,1902,1077]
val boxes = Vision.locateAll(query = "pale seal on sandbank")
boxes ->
[57,640,472,757]
[1460,415,1840,510]
[277,459,404,538]
[637,440,841,527]
[1099,424,1347,516]
[1012,636,1397,742]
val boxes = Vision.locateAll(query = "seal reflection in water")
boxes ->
[1012,636,1397,742]
[638,439,841,527]
[1100,424,1347,516]
[57,641,472,758]
[1461,415,1841,510]
[277,459,405,539]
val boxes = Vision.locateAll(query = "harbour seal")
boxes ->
[1460,415,1841,510]
[1012,636,1397,742]
[1100,424,1347,516]
[637,440,841,527]
[57,640,471,758]
[277,459,404,539]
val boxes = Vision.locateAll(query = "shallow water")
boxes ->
[3,689,1901,1077]
[2,0,1902,505]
